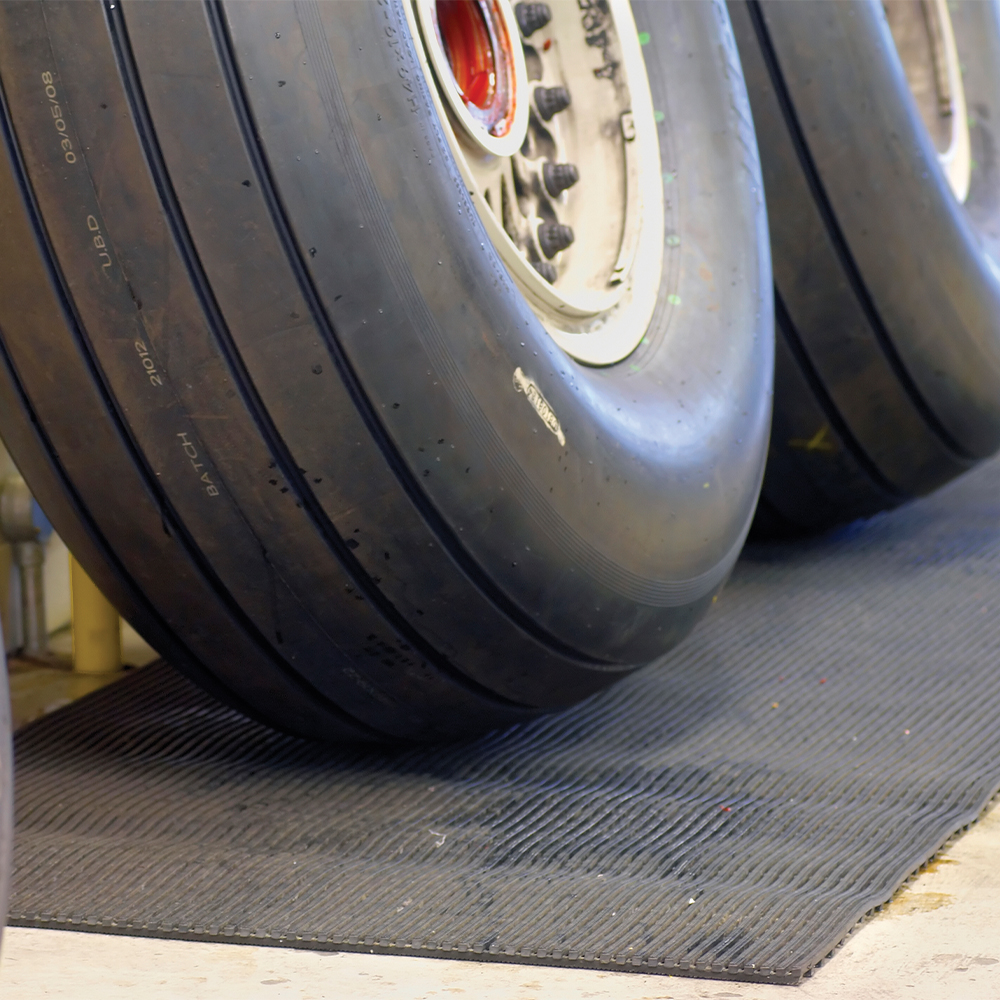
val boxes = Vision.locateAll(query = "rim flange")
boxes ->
[885,0,971,204]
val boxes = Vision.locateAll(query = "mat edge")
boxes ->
[0,917,806,985]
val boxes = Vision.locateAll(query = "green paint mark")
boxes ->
[668,294,681,306]
[662,171,675,184]
[629,363,642,372]
[666,234,680,247]
[654,110,665,124]
[641,337,650,345]
[638,31,651,45]
[972,158,979,171]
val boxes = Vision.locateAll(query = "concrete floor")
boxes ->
[1,801,996,999]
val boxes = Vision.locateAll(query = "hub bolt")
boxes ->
[532,260,558,283]
[534,86,571,121]
[515,2,552,38]
[543,162,580,197]
[538,221,574,258]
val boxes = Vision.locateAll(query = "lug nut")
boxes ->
[543,162,579,197]
[534,86,571,121]
[532,260,558,283]
[515,2,552,37]
[538,221,574,258]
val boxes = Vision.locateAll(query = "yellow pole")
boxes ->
[70,554,121,675]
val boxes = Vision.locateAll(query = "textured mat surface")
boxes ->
[11,461,1000,984]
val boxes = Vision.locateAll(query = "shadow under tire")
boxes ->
[730,0,1000,536]
[0,0,771,741]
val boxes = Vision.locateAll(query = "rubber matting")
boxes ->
[10,461,1000,984]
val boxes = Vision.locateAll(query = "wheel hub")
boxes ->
[410,0,665,365]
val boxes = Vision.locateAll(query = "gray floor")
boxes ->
[1,801,996,999]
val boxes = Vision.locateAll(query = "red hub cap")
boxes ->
[436,0,516,137]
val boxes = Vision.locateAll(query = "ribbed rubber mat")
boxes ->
[10,461,1000,985]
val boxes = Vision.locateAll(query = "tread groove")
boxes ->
[105,2,534,713]
[773,290,908,502]
[0,78,263,724]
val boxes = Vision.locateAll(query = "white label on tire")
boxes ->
[513,367,566,446]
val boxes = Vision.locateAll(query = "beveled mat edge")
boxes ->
[10,776,1000,987]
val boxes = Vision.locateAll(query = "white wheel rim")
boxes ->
[885,0,971,204]
[408,0,665,365]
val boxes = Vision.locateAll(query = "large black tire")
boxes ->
[0,1,771,741]
[730,0,1000,535]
